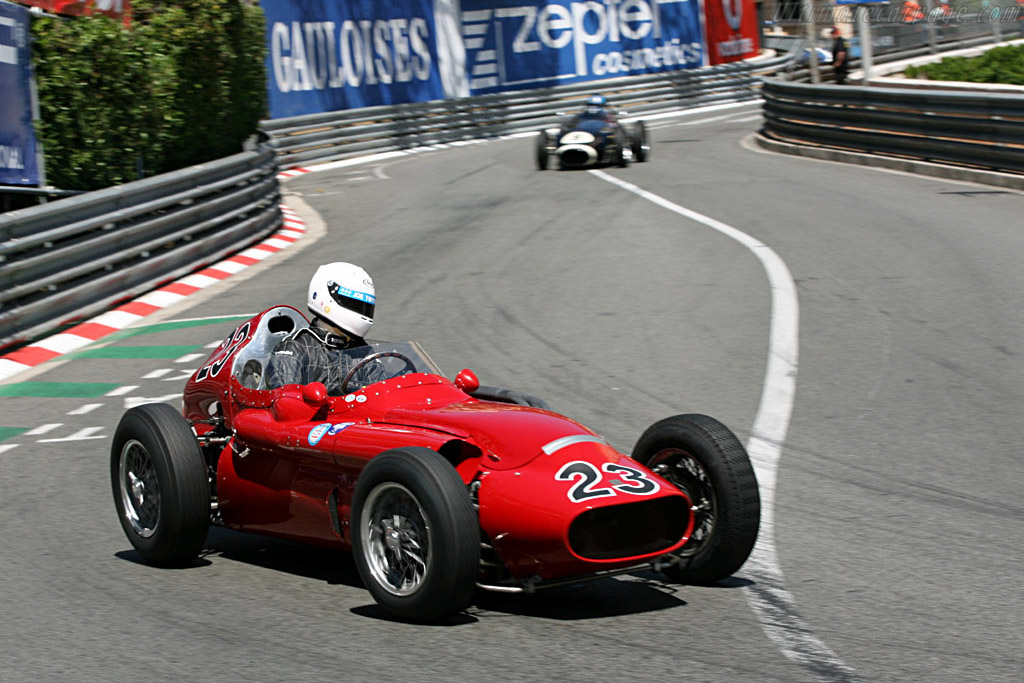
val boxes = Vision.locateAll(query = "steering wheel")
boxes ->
[340,352,417,394]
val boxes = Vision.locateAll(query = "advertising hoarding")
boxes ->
[261,0,460,119]
[0,0,40,186]
[459,0,705,95]
[704,0,760,64]
[14,1,131,24]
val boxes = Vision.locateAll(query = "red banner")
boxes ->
[15,1,131,24]
[705,0,760,65]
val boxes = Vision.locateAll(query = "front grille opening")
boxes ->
[560,149,590,167]
[568,497,690,560]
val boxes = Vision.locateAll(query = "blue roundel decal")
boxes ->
[308,423,331,446]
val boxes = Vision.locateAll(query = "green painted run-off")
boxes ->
[0,382,121,398]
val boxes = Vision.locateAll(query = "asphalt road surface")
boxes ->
[1,102,1021,683]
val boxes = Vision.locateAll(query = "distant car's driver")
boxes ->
[266,262,384,394]
[581,94,614,121]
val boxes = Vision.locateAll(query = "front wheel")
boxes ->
[110,403,210,566]
[632,414,759,583]
[351,447,479,622]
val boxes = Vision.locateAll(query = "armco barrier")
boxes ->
[761,79,1024,175]
[0,145,282,351]
[259,55,792,168]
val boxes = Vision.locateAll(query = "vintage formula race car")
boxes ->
[535,99,650,170]
[111,306,759,622]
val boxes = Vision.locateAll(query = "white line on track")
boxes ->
[37,426,106,442]
[589,169,862,683]
[24,423,63,436]
[66,403,102,415]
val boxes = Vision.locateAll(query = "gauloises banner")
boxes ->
[704,0,759,64]
[260,0,460,118]
[14,1,131,24]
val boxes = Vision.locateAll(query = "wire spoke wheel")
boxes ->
[351,447,479,622]
[363,484,432,596]
[633,414,760,584]
[647,448,716,558]
[119,439,161,538]
[110,403,210,566]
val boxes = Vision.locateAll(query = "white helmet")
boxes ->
[307,262,375,339]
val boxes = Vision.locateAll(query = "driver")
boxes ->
[581,94,614,121]
[266,262,385,394]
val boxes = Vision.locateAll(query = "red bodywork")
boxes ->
[183,307,693,583]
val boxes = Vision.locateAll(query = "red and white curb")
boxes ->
[0,202,306,382]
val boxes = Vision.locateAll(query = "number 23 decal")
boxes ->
[555,461,660,502]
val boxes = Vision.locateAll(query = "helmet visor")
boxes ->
[327,280,375,318]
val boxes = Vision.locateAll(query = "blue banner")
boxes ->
[460,0,704,95]
[0,0,40,186]
[260,0,455,118]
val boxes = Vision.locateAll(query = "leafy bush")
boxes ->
[31,1,266,191]
[904,45,1024,86]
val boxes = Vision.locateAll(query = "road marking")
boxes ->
[24,423,63,436]
[174,353,205,364]
[0,444,19,454]
[143,369,173,379]
[160,371,194,382]
[37,427,106,442]
[105,385,138,397]
[125,394,180,410]
[590,170,861,682]
[67,403,103,415]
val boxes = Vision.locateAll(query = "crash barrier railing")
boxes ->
[760,79,1024,173]
[259,55,793,168]
[0,145,282,350]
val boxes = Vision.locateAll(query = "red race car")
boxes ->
[111,306,760,622]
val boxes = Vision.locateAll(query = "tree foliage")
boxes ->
[905,45,1024,86]
[31,1,267,191]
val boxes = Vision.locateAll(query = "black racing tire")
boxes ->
[632,121,649,162]
[615,130,630,168]
[351,447,479,622]
[534,131,549,170]
[110,403,210,566]
[632,414,759,584]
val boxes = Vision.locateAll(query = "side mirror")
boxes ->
[454,368,480,394]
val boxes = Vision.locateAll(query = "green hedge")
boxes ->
[31,0,266,191]
[904,45,1024,86]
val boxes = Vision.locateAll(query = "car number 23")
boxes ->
[555,461,660,502]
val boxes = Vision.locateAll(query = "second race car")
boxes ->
[535,94,650,170]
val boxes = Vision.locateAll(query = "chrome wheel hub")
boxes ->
[362,483,431,597]
[119,439,160,538]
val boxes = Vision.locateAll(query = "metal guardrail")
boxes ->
[761,78,1024,174]
[260,56,793,167]
[0,145,282,351]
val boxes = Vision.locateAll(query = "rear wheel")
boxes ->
[615,130,630,167]
[351,447,479,622]
[110,403,210,566]
[632,121,649,162]
[632,414,759,583]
